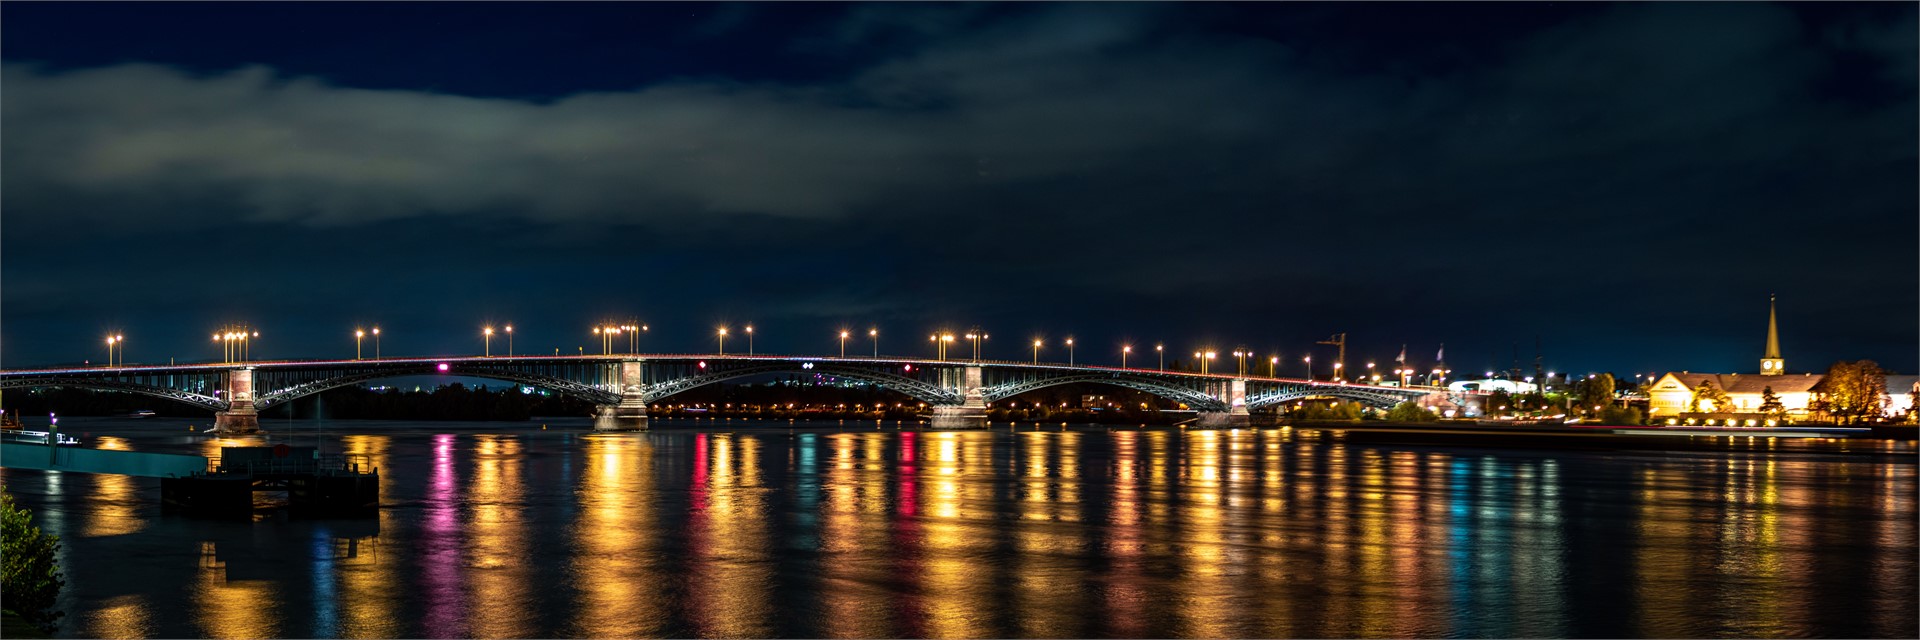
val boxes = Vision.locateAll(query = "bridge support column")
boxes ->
[595,360,649,432]
[213,368,260,435]
[930,366,988,429]
[1196,378,1251,428]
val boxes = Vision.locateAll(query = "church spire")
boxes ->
[1761,294,1784,375]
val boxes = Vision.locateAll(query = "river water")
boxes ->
[2,417,1914,639]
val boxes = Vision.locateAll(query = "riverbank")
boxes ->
[1272,420,1914,457]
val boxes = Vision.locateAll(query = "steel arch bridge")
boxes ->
[0,354,1440,431]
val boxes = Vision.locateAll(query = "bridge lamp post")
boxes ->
[943,333,955,360]
[745,325,754,356]
[1270,356,1279,378]
[373,327,381,360]
[1367,362,1375,383]
[355,329,365,360]
[718,327,728,355]
[964,333,986,361]
[484,327,494,357]
[506,325,514,357]
[1305,356,1312,382]
[840,331,850,358]
[1033,340,1043,365]
[593,327,603,355]
[1334,362,1343,382]
[1122,345,1131,369]
[1066,338,1075,366]
[1205,351,1216,375]
[1232,350,1248,376]
[1156,345,1164,370]
[869,328,878,358]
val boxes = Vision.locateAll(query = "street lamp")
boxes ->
[1269,356,1279,378]
[505,325,514,357]
[1305,356,1313,381]
[964,332,987,361]
[1156,344,1164,370]
[1367,362,1375,382]
[718,327,728,355]
[372,327,381,360]
[869,328,878,357]
[1122,345,1131,369]
[1066,337,1075,366]
[1334,362,1343,382]
[840,330,850,358]
[745,325,754,356]
[355,329,365,360]
[1205,351,1216,375]
[1232,350,1248,376]
[1033,339,1043,364]
[484,326,494,357]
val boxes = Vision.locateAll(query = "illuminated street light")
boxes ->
[355,329,365,360]
[1305,356,1313,381]
[1269,355,1279,378]
[718,327,728,355]
[964,331,988,361]
[1334,362,1344,382]
[372,327,381,360]
[1066,337,1075,366]
[870,328,878,358]
[1033,339,1043,364]
[1205,351,1216,375]
[745,325,754,356]
[840,330,850,358]
[1156,344,1164,370]
[505,324,514,357]
[1122,345,1132,369]
[484,326,495,357]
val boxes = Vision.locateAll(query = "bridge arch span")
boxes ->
[0,377,227,412]
[640,362,960,405]
[980,373,1228,411]
[1246,387,1410,411]
[253,363,621,410]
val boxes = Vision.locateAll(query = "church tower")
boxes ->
[1760,295,1784,375]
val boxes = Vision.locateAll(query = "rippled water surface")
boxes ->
[3,418,1914,638]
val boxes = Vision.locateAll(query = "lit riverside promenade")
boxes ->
[0,352,1440,435]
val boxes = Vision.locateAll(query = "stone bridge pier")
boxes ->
[213,368,261,435]
[594,360,650,431]
[930,366,989,429]
[1196,378,1251,428]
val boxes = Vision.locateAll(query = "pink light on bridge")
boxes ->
[437,363,450,372]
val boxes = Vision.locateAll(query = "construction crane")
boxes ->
[1316,333,1347,381]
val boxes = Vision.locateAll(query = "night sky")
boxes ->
[3,2,1915,377]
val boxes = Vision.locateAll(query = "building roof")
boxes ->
[1660,371,1918,396]
[1660,372,1824,394]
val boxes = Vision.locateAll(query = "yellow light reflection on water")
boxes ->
[335,434,397,639]
[686,434,775,638]
[467,435,533,639]
[193,540,282,639]
[570,434,664,637]
[86,593,151,639]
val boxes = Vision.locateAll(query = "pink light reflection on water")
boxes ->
[420,433,467,638]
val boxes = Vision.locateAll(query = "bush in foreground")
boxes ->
[2,487,64,631]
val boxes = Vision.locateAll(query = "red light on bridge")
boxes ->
[698,361,707,369]
[903,365,912,372]
[437,363,450,372]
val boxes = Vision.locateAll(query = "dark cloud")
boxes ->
[2,3,1913,375]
